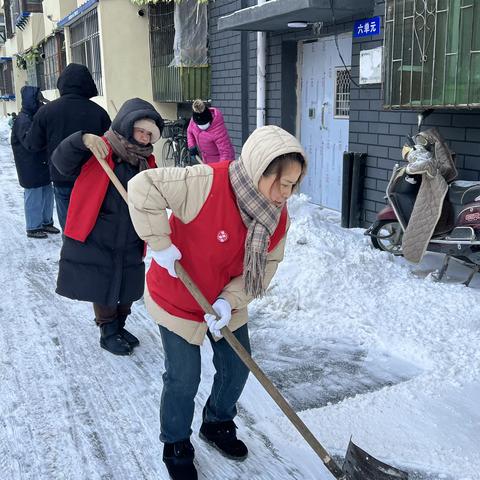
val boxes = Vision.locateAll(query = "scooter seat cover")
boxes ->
[449,180,480,206]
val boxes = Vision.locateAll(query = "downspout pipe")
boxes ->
[256,0,266,127]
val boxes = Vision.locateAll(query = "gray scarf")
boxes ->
[104,128,152,172]
[229,159,282,298]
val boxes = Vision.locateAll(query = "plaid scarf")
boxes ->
[229,159,282,298]
[104,129,152,172]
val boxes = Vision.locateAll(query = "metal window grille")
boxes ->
[384,0,480,108]
[43,33,66,90]
[149,3,177,101]
[70,8,102,95]
[1,60,14,95]
[26,51,45,90]
[0,14,6,43]
[335,68,351,117]
[148,3,210,102]
[10,0,20,29]
[3,0,14,39]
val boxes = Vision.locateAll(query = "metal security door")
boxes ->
[300,34,352,210]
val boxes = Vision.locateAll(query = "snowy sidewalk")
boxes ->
[1,123,479,480]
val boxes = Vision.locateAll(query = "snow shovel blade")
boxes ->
[342,440,408,480]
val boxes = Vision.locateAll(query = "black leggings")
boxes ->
[93,302,132,325]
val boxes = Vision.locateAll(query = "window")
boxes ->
[148,2,210,102]
[3,0,14,38]
[70,8,102,95]
[26,49,45,90]
[5,0,42,32]
[0,14,6,44]
[43,33,66,90]
[335,68,350,117]
[0,59,15,98]
[384,0,480,108]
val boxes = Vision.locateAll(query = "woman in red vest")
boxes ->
[128,125,306,480]
[51,98,164,357]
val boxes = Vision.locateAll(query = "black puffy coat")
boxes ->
[11,86,50,189]
[24,64,111,186]
[51,98,164,306]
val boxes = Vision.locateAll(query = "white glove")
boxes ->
[151,244,182,278]
[82,133,109,161]
[204,298,232,338]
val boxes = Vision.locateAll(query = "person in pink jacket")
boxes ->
[187,99,235,164]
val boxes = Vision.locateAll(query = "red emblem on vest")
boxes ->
[217,230,229,243]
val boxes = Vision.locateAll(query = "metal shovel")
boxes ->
[97,156,409,480]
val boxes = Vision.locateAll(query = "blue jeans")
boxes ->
[53,185,73,231]
[159,324,251,443]
[24,184,54,231]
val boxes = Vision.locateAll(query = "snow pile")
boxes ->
[246,193,480,479]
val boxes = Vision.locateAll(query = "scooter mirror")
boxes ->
[417,112,424,131]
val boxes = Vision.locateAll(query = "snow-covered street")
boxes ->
[1,118,479,480]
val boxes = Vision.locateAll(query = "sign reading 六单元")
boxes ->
[353,16,381,38]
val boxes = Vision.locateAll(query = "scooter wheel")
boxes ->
[370,220,404,255]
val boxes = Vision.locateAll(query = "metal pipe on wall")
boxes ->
[256,0,266,127]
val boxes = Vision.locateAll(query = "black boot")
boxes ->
[163,439,197,480]
[117,315,140,348]
[199,419,248,460]
[42,223,61,234]
[99,319,132,356]
[27,229,48,239]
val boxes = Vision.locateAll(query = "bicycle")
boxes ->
[160,118,199,168]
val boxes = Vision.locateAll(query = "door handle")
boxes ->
[321,102,328,130]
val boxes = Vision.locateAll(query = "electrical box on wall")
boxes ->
[359,46,382,85]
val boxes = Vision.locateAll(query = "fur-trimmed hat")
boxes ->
[133,118,161,144]
[192,99,213,125]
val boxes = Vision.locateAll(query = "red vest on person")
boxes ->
[146,161,287,323]
[64,139,156,242]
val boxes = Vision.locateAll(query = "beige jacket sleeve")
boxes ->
[127,164,214,251]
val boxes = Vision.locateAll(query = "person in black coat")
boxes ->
[23,63,111,231]
[51,98,164,356]
[11,86,60,238]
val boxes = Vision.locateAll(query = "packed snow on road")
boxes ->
[0,118,478,479]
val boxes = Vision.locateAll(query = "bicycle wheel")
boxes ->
[179,147,192,167]
[161,140,175,167]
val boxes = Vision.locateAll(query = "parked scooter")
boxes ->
[365,110,480,285]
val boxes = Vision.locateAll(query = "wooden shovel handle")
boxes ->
[95,157,345,479]
[174,263,346,480]
[97,157,128,203]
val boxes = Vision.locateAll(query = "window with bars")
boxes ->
[0,14,6,44]
[149,3,210,102]
[6,0,42,31]
[0,59,15,96]
[70,8,102,95]
[43,33,66,90]
[26,52,45,90]
[384,0,480,108]
[335,68,351,117]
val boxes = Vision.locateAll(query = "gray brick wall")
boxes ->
[209,0,480,227]
[350,1,480,225]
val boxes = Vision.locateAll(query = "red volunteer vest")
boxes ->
[147,161,287,322]
[64,138,156,242]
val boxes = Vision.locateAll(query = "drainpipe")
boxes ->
[256,0,266,127]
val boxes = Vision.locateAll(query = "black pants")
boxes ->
[93,302,132,326]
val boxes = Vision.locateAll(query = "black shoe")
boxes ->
[99,319,132,356]
[118,316,140,348]
[42,224,61,234]
[199,419,248,460]
[163,440,197,480]
[27,229,48,239]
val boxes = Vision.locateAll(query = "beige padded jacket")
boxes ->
[127,125,306,345]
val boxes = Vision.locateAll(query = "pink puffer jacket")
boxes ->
[187,107,235,164]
